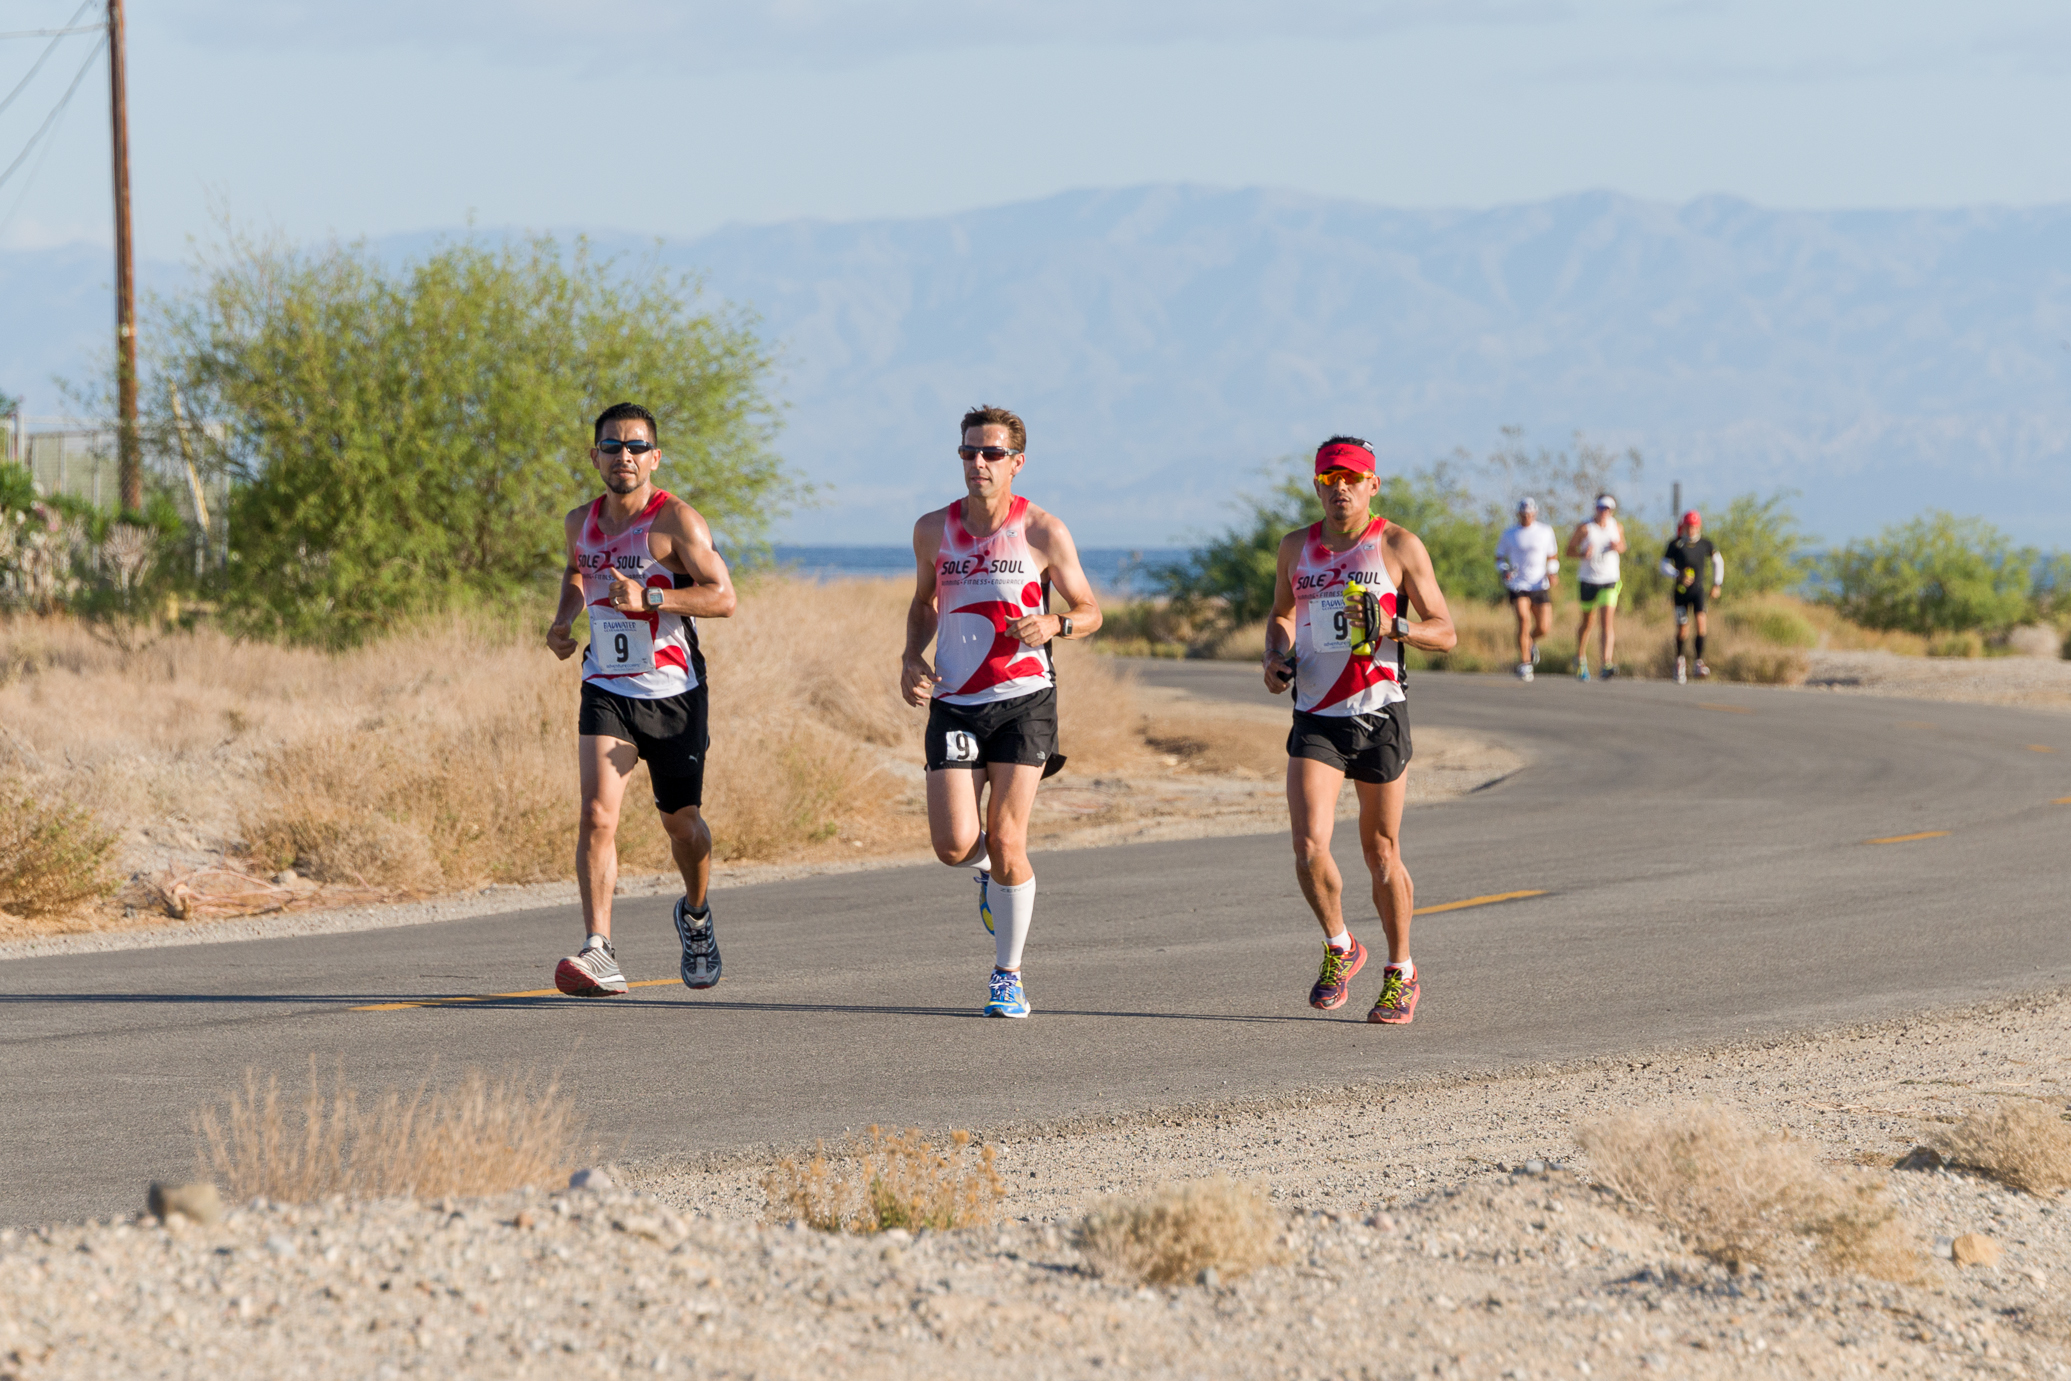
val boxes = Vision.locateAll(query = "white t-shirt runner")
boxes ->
[577,490,701,699]
[1291,517,1406,717]
[1496,521,1560,593]
[1576,517,1623,586]
[932,496,1055,707]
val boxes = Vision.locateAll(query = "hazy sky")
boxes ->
[3,1,2070,254]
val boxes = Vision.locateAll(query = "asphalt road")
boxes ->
[5,666,2069,1227]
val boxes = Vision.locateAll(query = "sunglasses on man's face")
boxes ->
[958,446,1021,462]
[597,439,655,455]
[1316,469,1369,488]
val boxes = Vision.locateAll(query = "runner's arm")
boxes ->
[1610,520,1628,554]
[1263,530,1302,694]
[648,500,737,619]
[1565,523,1590,558]
[1012,509,1102,647]
[1710,548,1725,595]
[901,514,943,707]
[1393,530,1458,654]
[547,509,585,660]
[1659,539,1677,580]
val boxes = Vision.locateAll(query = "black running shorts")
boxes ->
[1673,587,1709,617]
[579,681,709,813]
[1507,587,1552,606]
[926,686,1065,777]
[1287,704,1412,785]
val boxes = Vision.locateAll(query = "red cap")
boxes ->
[1315,441,1376,476]
[1682,509,1702,528]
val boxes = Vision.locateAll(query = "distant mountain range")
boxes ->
[8,186,2070,547]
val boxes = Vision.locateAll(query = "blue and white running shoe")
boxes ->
[984,968,1030,1019]
[672,896,721,990]
[976,870,994,935]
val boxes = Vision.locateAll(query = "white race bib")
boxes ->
[590,613,656,675]
[1307,594,1351,653]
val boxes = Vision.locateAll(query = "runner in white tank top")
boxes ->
[901,405,1103,1020]
[1264,436,1457,1027]
[1566,493,1628,681]
[545,403,737,1000]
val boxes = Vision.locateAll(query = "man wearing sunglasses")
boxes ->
[1263,437,1457,1025]
[546,402,738,998]
[900,404,1102,1019]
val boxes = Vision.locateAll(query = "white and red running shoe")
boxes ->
[555,938,628,996]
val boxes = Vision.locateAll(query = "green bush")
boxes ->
[1703,492,1816,595]
[1827,512,2033,635]
[148,232,784,647]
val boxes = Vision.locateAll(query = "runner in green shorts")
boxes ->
[1566,493,1626,682]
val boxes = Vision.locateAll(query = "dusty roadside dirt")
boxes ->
[5,990,2066,1379]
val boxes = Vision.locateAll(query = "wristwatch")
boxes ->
[644,587,665,611]
[1390,615,1410,641]
[1058,615,1073,639]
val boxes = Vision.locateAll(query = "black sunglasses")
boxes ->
[958,446,1021,462]
[597,439,655,455]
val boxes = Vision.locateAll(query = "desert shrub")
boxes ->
[0,788,119,917]
[1723,600,1818,649]
[1828,512,2033,635]
[764,1125,1003,1233]
[1927,631,1985,659]
[1073,1176,1280,1285]
[1579,1105,1911,1277]
[1702,492,1818,596]
[195,1060,589,1202]
[1932,1101,2071,1195]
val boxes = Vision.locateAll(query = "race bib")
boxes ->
[590,613,656,675]
[1308,595,1351,654]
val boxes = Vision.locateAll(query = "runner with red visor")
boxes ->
[1263,436,1457,1025]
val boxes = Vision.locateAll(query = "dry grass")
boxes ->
[1579,1105,1914,1279]
[764,1125,1004,1234]
[194,1059,590,1203]
[0,786,119,917]
[1073,1176,1281,1285]
[1932,1101,2071,1195]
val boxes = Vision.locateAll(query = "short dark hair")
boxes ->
[594,402,658,445]
[961,405,1026,452]
[1321,434,1371,452]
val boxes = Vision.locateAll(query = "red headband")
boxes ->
[1315,442,1376,476]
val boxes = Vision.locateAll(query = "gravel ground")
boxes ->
[1802,651,2071,712]
[7,989,2066,1379]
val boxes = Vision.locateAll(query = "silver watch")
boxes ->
[1059,615,1073,639]
[644,586,665,611]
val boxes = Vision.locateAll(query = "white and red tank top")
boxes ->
[1292,517,1405,716]
[577,490,702,700]
[932,496,1054,707]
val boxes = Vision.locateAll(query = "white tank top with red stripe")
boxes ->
[1292,517,1405,716]
[578,490,701,700]
[933,496,1054,707]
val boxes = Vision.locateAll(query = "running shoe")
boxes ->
[1674,655,1688,685]
[554,939,628,997]
[1694,661,1711,680]
[976,870,994,936]
[1602,666,1618,681]
[672,897,722,989]
[1366,966,1420,1025]
[1530,643,1542,668]
[1309,936,1368,1010]
[1515,663,1534,682]
[985,968,1030,1019]
[1576,663,1591,683]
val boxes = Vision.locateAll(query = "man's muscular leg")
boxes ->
[577,734,641,942]
[1511,596,1533,666]
[1288,755,1352,939]
[980,761,1043,971]
[1355,775,1413,965]
[926,768,988,867]
[658,803,712,911]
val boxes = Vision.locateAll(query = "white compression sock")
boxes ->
[960,831,990,873]
[993,877,1035,971]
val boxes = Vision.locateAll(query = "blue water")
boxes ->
[757,545,1185,595]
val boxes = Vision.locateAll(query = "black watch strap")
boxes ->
[1059,615,1073,639]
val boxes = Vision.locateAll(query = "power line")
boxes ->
[0,27,102,195]
[0,24,99,39]
[0,0,94,120]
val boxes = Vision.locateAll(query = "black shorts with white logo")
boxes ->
[1287,703,1412,785]
[926,686,1065,778]
[1507,586,1552,606]
[579,680,709,813]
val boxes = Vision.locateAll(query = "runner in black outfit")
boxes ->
[1660,510,1723,683]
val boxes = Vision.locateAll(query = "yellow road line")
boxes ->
[1697,703,1754,714]
[1414,889,1548,916]
[2055,796,2071,806]
[354,978,677,1012]
[1865,831,1952,845]
[2027,744,2056,753]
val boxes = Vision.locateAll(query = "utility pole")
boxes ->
[108,0,138,513]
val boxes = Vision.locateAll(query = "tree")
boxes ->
[1695,491,1816,595]
[1827,512,2033,634]
[147,232,785,647]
